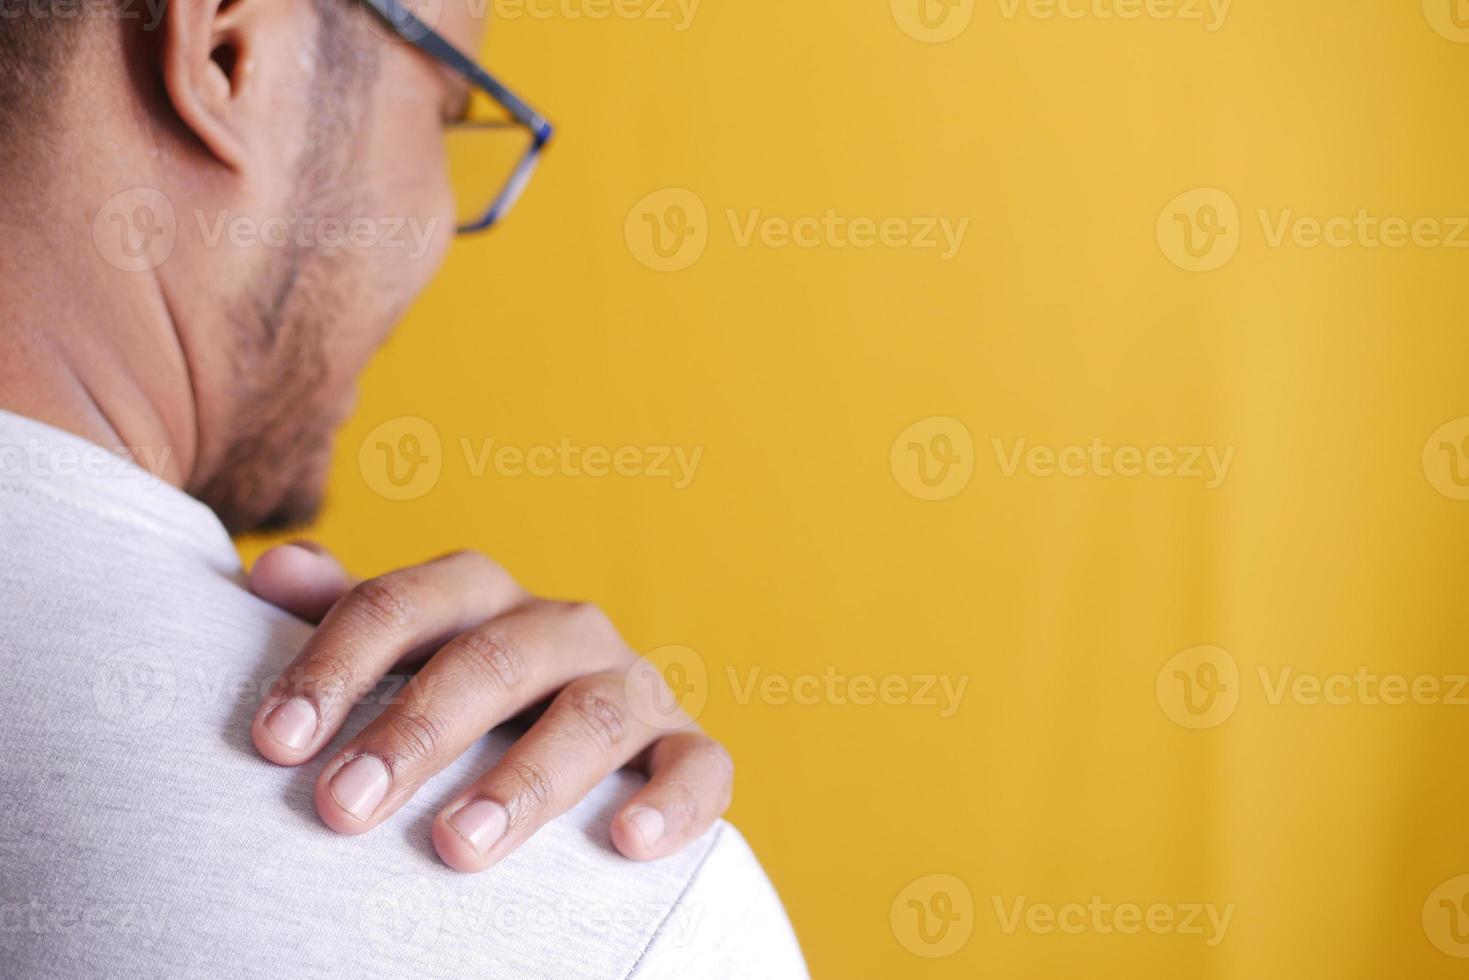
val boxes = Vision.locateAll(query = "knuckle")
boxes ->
[563,601,618,640]
[447,549,521,597]
[380,707,446,765]
[504,757,559,810]
[689,737,736,785]
[301,652,362,704]
[445,548,495,579]
[346,575,419,633]
[450,629,527,694]
[559,684,629,750]
[662,780,702,827]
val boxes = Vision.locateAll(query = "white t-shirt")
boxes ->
[0,410,807,980]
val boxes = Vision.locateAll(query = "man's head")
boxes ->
[0,0,486,532]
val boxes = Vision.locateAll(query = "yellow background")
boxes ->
[243,1,1469,975]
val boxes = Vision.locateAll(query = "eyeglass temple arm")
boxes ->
[358,0,554,141]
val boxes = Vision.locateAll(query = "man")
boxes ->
[0,0,807,974]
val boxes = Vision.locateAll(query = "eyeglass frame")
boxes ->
[357,0,555,234]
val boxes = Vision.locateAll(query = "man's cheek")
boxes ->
[362,181,453,297]
[414,201,455,269]
[401,185,456,286]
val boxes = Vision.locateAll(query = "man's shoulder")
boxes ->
[2,636,802,977]
[0,536,803,978]
[0,435,803,978]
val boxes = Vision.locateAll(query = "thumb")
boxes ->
[249,541,357,624]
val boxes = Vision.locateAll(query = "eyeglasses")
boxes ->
[357,0,555,234]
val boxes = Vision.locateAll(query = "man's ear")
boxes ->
[158,0,286,170]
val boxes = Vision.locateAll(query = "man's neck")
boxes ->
[0,213,197,489]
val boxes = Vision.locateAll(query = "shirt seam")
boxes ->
[620,822,728,980]
[0,480,234,567]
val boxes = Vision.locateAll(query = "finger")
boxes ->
[313,601,632,835]
[252,550,525,766]
[249,541,357,623]
[611,732,734,861]
[430,670,669,872]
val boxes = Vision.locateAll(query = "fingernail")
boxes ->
[449,799,508,854]
[330,756,390,819]
[283,541,332,565]
[626,806,665,847]
[263,697,317,751]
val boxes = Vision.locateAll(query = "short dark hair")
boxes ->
[0,0,371,154]
[0,4,80,144]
